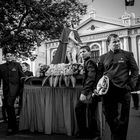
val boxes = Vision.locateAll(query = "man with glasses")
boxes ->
[98,34,139,140]
[0,49,25,135]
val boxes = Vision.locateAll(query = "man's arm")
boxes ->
[68,31,79,45]
[128,52,139,90]
[81,60,97,96]
[97,55,105,81]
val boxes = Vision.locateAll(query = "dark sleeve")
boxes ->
[81,60,97,96]
[97,55,105,81]
[128,52,139,90]
[135,75,140,91]
[30,71,33,76]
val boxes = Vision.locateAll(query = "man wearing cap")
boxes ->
[98,34,139,140]
[0,50,25,135]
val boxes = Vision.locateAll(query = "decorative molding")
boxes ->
[129,29,140,35]
[80,30,128,42]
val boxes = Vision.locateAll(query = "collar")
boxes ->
[110,49,121,54]
[84,56,90,62]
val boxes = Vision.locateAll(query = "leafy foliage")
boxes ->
[0,0,87,60]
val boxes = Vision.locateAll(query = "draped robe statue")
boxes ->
[51,27,82,64]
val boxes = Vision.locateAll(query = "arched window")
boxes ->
[51,49,57,62]
[90,43,100,63]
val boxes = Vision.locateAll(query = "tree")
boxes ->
[0,0,87,61]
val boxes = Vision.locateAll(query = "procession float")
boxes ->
[24,26,84,88]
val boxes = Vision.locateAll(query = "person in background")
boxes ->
[131,74,140,110]
[21,62,33,77]
[75,45,101,140]
[0,50,25,135]
[18,62,33,115]
[98,33,139,140]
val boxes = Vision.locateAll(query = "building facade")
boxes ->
[44,11,140,73]
[0,11,140,75]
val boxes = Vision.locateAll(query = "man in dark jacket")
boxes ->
[0,50,25,135]
[75,45,101,140]
[98,34,139,140]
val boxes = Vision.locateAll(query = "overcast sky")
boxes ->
[81,0,140,19]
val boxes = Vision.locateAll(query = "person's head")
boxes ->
[106,34,121,52]
[4,52,14,62]
[80,45,91,60]
[22,62,30,72]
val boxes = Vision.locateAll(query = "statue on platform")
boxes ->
[51,25,82,64]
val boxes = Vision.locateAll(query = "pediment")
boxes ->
[77,17,125,36]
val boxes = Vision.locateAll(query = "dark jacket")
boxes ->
[0,61,25,97]
[134,74,140,91]
[24,70,33,77]
[81,57,98,96]
[98,49,139,91]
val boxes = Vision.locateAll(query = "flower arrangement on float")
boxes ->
[41,63,84,87]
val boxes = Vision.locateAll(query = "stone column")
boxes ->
[102,40,107,55]
[137,39,140,71]
[123,37,129,51]
[46,45,51,65]
[31,61,35,76]
[130,35,138,64]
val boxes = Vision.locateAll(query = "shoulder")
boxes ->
[0,63,6,68]
[86,58,97,67]
[13,61,21,66]
[121,50,134,58]
[121,50,133,55]
[100,52,109,60]
[25,71,33,76]
[12,62,22,69]
[29,71,33,75]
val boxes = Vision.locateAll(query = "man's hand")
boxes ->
[80,94,86,101]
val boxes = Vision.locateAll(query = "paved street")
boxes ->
[0,99,140,140]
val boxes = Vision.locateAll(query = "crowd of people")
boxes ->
[0,33,139,140]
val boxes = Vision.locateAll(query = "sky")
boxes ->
[81,0,140,19]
